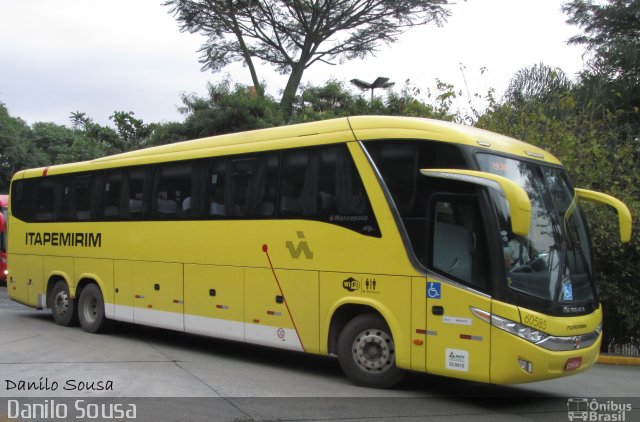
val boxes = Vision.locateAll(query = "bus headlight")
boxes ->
[491,314,549,343]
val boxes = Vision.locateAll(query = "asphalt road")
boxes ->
[0,286,638,422]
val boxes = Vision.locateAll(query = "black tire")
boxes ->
[337,313,406,388]
[78,283,109,334]
[50,280,78,327]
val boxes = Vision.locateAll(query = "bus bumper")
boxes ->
[490,326,601,384]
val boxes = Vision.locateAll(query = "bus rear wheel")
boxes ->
[337,314,405,388]
[78,284,109,334]
[50,280,78,327]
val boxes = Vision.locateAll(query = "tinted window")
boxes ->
[209,153,279,219]
[11,179,33,221]
[33,178,63,221]
[63,174,94,220]
[100,171,123,219]
[280,145,378,236]
[125,168,147,219]
[209,159,228,217]
[153,162,199,219]
[9,144,379,236]
[231,154,278,218]
[365,140,468,261]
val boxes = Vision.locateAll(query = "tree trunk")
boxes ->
[280,63,306,120]
[237,37,261,92]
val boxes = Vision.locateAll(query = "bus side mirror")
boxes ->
[0,213,5,234]
[575,188,632,243]
[420,169,531,237]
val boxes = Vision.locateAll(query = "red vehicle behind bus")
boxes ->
[0,195,7,283]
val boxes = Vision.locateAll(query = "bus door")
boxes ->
[424,194,492,382]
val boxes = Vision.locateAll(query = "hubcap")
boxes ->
[351,329,395,373]
[54,290,69,317]
[82,294,98,324]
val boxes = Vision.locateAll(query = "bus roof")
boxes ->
[13,116,561,179]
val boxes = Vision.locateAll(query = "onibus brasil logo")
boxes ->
[567,398,632,421]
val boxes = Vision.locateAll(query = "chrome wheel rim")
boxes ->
[54,290,69,317]
[351,329,395,373]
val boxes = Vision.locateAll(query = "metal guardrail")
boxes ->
[607,339,640,356]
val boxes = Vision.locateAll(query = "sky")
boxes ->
[0,1,588,127]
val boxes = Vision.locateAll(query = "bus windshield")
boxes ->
[476,154,595,306]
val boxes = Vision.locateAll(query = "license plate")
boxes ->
[565,357,582,371]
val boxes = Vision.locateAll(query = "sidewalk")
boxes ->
[597,353,640,366]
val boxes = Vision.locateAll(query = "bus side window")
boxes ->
[100,171,123,219]
[125,167,147,220]
[279,145,379,236]
[209,158,228,217]
[11,179,34,222]
[63,174,93,221]
[279,149,316,216]
[33,178,63,222]
[226,153,279,219]
[429,197,489,290]
[152,162,200,220]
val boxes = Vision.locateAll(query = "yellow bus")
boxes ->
[7,116,632,388]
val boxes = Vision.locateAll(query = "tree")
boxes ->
[560,2,640,347]
[563,0,640,116]
[176,79,284,138]
[503,63,573,105]
[165,0,452,116]
[109,111,155,151]
[563,0,640,83]
[0,103,46,191]
[69,111,136,155]
[31,122,106,164]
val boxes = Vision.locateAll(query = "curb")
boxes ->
[597,354,640,366]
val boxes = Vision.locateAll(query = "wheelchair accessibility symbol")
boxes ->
[427,282,441,299]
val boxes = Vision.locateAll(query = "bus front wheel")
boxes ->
[50,280,78,327]
[78,284,109,334]
[337,314,405,388]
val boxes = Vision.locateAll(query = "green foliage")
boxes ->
[177,80,284,139]
[69,112,122,155]
[563,0,640,84]
[0,103,45,191]
[292,80,374,122]
[292,79,462,123]
[109,111,156,152]
[30,122,106,164]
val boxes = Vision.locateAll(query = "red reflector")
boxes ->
[565,357,582,371]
